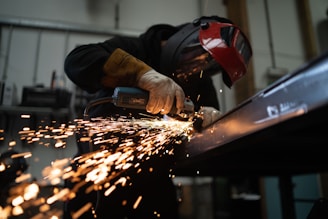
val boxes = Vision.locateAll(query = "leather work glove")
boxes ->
[137,69,185,114]
[102,48,185,115]
[197,106,222,128]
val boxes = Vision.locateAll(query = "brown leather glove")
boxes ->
[102,48,185,115]
[102,48,151,87]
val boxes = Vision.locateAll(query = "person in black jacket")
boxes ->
[63,15,252,219]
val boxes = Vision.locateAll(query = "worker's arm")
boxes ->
[64,43,111,93]
[102,48,185,114]
[65,42,185,115]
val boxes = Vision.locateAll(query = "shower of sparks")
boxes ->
[0,115,194,218]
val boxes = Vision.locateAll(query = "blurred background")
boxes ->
[0,0,327,218]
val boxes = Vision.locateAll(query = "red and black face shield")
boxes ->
[160,17,252,87]
[199,22,252,87]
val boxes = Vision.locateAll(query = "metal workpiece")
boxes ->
[174,51,328,176]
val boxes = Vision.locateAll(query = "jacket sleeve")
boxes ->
[101,48,151,88]
[64,37,150,93]
[64,43,111,93]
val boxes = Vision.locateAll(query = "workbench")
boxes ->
[175,51,328,219]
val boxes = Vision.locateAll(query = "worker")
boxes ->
[63,15,252,219]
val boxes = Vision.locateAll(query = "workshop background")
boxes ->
[0,0,327,219]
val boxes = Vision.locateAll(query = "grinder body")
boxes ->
[84,87,194,119]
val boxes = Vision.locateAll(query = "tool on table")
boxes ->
[83,87,194,120]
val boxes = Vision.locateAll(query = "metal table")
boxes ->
[175,51,328,219]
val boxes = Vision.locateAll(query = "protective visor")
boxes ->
[174,42,222,81]
[199,22,252,87]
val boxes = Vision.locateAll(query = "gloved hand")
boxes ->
[137,69,185,114]
[102,48,185,115]
[197,106,222,128]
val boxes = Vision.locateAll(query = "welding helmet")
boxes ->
[160,16,252,88]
